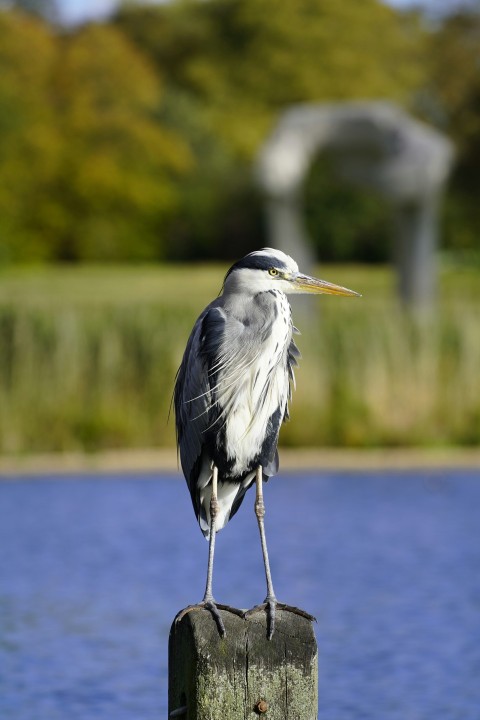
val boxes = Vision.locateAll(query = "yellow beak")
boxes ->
[292,273,361,297]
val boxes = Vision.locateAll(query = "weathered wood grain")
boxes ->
[168,607,317,719]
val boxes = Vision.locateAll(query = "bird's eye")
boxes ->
[268,268,278,277]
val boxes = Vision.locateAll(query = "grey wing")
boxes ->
[284,330,301,422]
[174,304,226,509]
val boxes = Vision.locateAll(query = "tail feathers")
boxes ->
[199,474,255,539]
[193,454,280,539]
[262,449,279,479]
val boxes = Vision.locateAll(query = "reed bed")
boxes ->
[0,264,478,454]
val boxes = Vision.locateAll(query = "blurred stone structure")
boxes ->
[256,102,454,308]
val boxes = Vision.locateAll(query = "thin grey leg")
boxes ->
[176,464,244,635]
[255,465,276,600]
[245,465,316,638]
[255,465,277,639]
[200,465,226,636]
[203,465,218,601]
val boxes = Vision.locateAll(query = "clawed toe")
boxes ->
[245,599,316,639]
[215,603,245,618]
[203,599,226,637]
[175,600,244,637]
[175,600,226,636]
[176,598,315,641]
[275,602,316,623]
[244,597,277,639]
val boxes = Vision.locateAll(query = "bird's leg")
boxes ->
[200,465,227,636]
[245,465,316,639]
[175,466,243,636]
[203,464,219,601]
[255,465,277,604]
[249,465,278,639]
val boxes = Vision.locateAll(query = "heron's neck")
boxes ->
[223,288,291,328]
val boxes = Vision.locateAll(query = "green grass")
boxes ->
[0,263,479,454]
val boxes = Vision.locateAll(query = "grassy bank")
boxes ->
[0,263,479,454]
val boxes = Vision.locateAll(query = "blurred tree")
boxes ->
[0,11,191,262]
[51,23,191,260]
[0,1,431,264]
[117,0,426,158]
[116,0,427,261]
[424,10,480,257]
[0,10,60,262]
[4,0,57,22]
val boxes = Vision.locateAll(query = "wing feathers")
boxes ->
[174,292,298,533]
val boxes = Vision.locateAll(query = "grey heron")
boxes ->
[174,248,360,638]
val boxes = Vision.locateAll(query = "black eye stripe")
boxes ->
[224,254,289,281]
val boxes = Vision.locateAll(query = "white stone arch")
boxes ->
[256,102,454,307]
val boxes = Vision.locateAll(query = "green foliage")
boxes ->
[51,23,192,261]
[0,10,59,262]
[7,0,57,22]
[115,0,427,261]
[0,9,191,263]
[422,10,480,257]
[0,264,479,453]
[0,2,478,262]
[117,0,425,153]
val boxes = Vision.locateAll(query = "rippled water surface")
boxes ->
[1,470,479,719]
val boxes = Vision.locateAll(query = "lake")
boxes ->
[1,470,479,719]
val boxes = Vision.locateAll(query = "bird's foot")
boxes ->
[175,598,243,637]
[245,595,278,640]
[244,596,316,640]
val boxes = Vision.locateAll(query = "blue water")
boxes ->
[1,470,479,720]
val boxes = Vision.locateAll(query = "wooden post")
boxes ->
[168,607,318,719]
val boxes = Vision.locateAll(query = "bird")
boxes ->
[174,247,360,638]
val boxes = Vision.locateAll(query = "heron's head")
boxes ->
[223,248,360,297]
